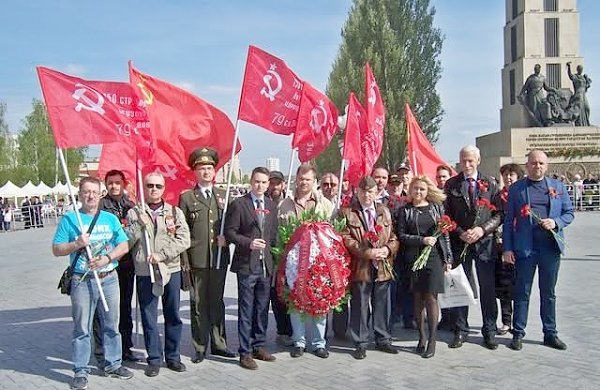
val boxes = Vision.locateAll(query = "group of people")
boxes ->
[52,145,574,389]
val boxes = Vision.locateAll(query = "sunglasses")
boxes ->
[322,182,338,187]
[146,183,164,189]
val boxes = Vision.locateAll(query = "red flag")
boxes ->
[36,66,151,149]
[238,45,304,135]
[292,82,339,162]
[364,63,385,166]
[98,142,197,205]
[129,63,241,172]
[342,93,369,186]
[405,103,454,179]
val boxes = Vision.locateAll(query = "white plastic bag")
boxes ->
[438,264,478,309]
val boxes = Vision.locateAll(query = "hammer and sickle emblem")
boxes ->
[72,84,105,115]
[154,165,177,181]
[137,81,154,106]
[368,84,377,107]
[309,100,328,134]
[260,63,283,102]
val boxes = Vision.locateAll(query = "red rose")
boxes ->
[374,224,383,234]
[520,204,531,217]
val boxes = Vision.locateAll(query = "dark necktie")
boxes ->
[255,199,264,227]
[467,178,476,205]
[205,189,211,199]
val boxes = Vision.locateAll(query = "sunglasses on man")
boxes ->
[146,183,165,189]
[321,182,338,187]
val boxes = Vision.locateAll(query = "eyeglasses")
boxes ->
[146,183,165,189]
[322,182,338,187]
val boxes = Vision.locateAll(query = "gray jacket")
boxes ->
[125,202,191,276]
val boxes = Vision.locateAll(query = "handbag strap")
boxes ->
[70,210,102,268]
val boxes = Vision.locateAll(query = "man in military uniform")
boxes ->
[179,148,236,363]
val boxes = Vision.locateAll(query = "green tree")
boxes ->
[16,99,85,186]
[0,101,12,169]
[316,0,444,173]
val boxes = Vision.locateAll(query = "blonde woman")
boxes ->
[397,176,453,358]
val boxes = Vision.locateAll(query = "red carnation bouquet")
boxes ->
[364,224,396,281]
[459,196,497,261]
[276,221,351,317]
[412,215,457,271]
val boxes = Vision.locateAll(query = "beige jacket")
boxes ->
[125,202,191,276]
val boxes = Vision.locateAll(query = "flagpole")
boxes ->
[215,120,241,270]
[412,150,418,176]
[57,147,109,312]
[335,158,346,209]
[136,164,155,283]
[286,148,296,194]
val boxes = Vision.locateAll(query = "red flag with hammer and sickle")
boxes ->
[36,66,151,149]
[238,45,304,135]
[342,93,369,186]
[292,82,339,162]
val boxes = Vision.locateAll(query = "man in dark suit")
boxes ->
[225,167,278,370]
[444,145,501,350]
[179,148,236,363]
[503,149,574,351]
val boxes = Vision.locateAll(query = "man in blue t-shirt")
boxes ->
[52,177,134,390]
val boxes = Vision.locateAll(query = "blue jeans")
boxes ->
[137,272,182,366]
[512,248,561,339]
[290,313,326,350]
[71,271,122,377]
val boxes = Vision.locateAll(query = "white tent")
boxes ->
[53,181,78,194]
[0,181,21,197]
[36,182,53,195]
[21,181,40,197]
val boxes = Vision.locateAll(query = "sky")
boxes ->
[1,0,599,173]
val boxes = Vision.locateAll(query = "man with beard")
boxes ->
[265,170,292,346]
[93,170,141,365]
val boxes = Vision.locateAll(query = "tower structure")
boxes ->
[500,0,583,130]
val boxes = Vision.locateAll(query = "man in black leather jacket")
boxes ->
[444,145,501,350]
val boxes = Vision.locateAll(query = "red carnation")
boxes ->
[548,187,558,198]
[374,224,383,234]
[500,188,509,203]
[477,179,489,193]
[520,204,531,217]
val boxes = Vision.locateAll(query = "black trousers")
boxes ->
[350,273,392,347]
[237,272,270,355]
[94,258,135,359]
[270,286,292,336]
[331,303,349,338]
[450,257,498,337]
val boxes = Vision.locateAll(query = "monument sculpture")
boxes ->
[518,63,592,127]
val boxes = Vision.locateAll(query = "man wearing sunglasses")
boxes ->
[179,148,237,364]
[320,172,339,204]
[125,172,190,377]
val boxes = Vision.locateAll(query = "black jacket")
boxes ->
[396,203,453,266]
[444,172,501,263]
[224,194,278,276]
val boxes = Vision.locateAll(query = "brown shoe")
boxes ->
[239,355,258,370]
[252,348,276,362]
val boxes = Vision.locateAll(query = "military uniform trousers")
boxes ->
[190,268,228,355]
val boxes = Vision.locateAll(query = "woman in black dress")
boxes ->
[397,176,453,358]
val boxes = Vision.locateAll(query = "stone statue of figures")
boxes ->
[567,62,592,126]
[518,64,556,127]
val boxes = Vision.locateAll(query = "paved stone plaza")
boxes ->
[1,213,599,390]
